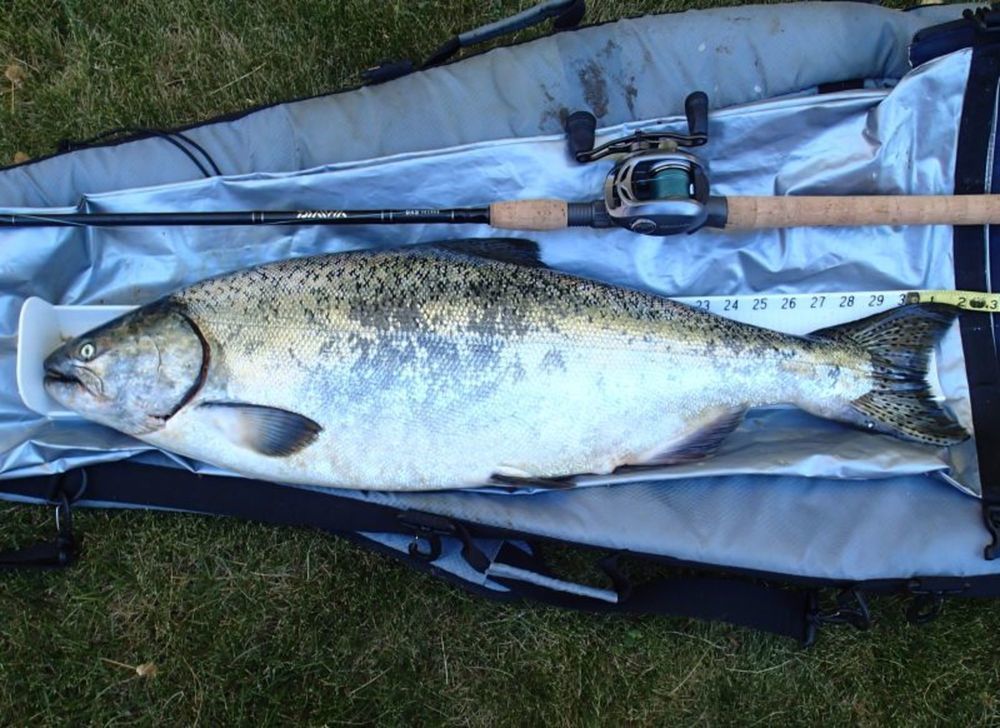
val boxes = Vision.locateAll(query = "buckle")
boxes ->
[964,6,1000,33]
[0,470,86,570]
[361,60,415,86]
[906,579,970,625]
[398,512,454,563]
[49,470,87,567]
[397,511,490,572]
[805,589,871,645]
[815,589,872,629]
[984,504,1000,560]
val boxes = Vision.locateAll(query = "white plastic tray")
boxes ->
[17,297,135,418]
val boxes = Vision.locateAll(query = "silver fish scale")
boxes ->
[143,248,874,490]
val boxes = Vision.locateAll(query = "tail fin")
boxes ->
[811,304,970,446]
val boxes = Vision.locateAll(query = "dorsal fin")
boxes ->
[424,239,546,268]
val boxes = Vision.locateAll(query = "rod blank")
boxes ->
[0,208,491,228]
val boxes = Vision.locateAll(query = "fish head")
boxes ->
[43,301,207,435]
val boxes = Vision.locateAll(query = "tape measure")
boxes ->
[667,289,999,335]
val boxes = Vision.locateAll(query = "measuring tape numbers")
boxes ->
[668,289,1000,335]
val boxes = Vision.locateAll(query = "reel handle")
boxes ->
[565,111,597,161]
[685,91,709,140]
[565,91,711,163]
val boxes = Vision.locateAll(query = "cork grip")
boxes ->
[723,195,1000,229]
[489,200,568,230]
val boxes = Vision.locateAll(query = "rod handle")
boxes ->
[489,200,568,230]
[722,194,1000,229]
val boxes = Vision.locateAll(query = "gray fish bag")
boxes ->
[1,2,998,642]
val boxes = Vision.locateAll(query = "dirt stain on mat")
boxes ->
[541,38,642,124]
[539,105,570,129]
[578,60,608,118]
[624,75,638,116]
[538,84,569,129]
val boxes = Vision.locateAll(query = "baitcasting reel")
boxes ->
[565,91,727,235]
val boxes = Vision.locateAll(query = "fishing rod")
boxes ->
[5,195,1000,233]
[5,93,1000,236]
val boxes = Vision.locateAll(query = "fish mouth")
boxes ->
[43,367,82,386]
[43,359,106,403]
[43,366,84,394]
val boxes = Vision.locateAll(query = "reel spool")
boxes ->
[566,91,727,235]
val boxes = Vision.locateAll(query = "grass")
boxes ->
[4,508,1000,725]
[0,0,761,163]
[0,0,995,724]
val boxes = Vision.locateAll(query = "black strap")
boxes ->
[424,0,584,68]
[0,463,809,640]
[0,462,503,572]
[0,537,75,569]
[817,79,866,94]
[0,462,417,533]
[0,465,890,641]
[494,576,814,643]
[493,569,815,643]
[952,25,1000,559]
[487,544,815,642]
[363,0,585,85]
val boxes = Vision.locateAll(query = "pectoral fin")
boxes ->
[197,401,322,457]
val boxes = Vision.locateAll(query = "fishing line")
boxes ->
[57,126,222,178]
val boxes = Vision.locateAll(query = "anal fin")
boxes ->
[488,472,577,490]
[635,407,747,466]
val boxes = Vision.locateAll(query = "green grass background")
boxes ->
[2,0,999,724]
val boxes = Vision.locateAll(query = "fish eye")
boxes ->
[78,341,96,361]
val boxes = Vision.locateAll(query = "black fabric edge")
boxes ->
[0,463,410,534]
[953,35,1000,526]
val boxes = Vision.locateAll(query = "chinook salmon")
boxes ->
[43,240,969,491]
